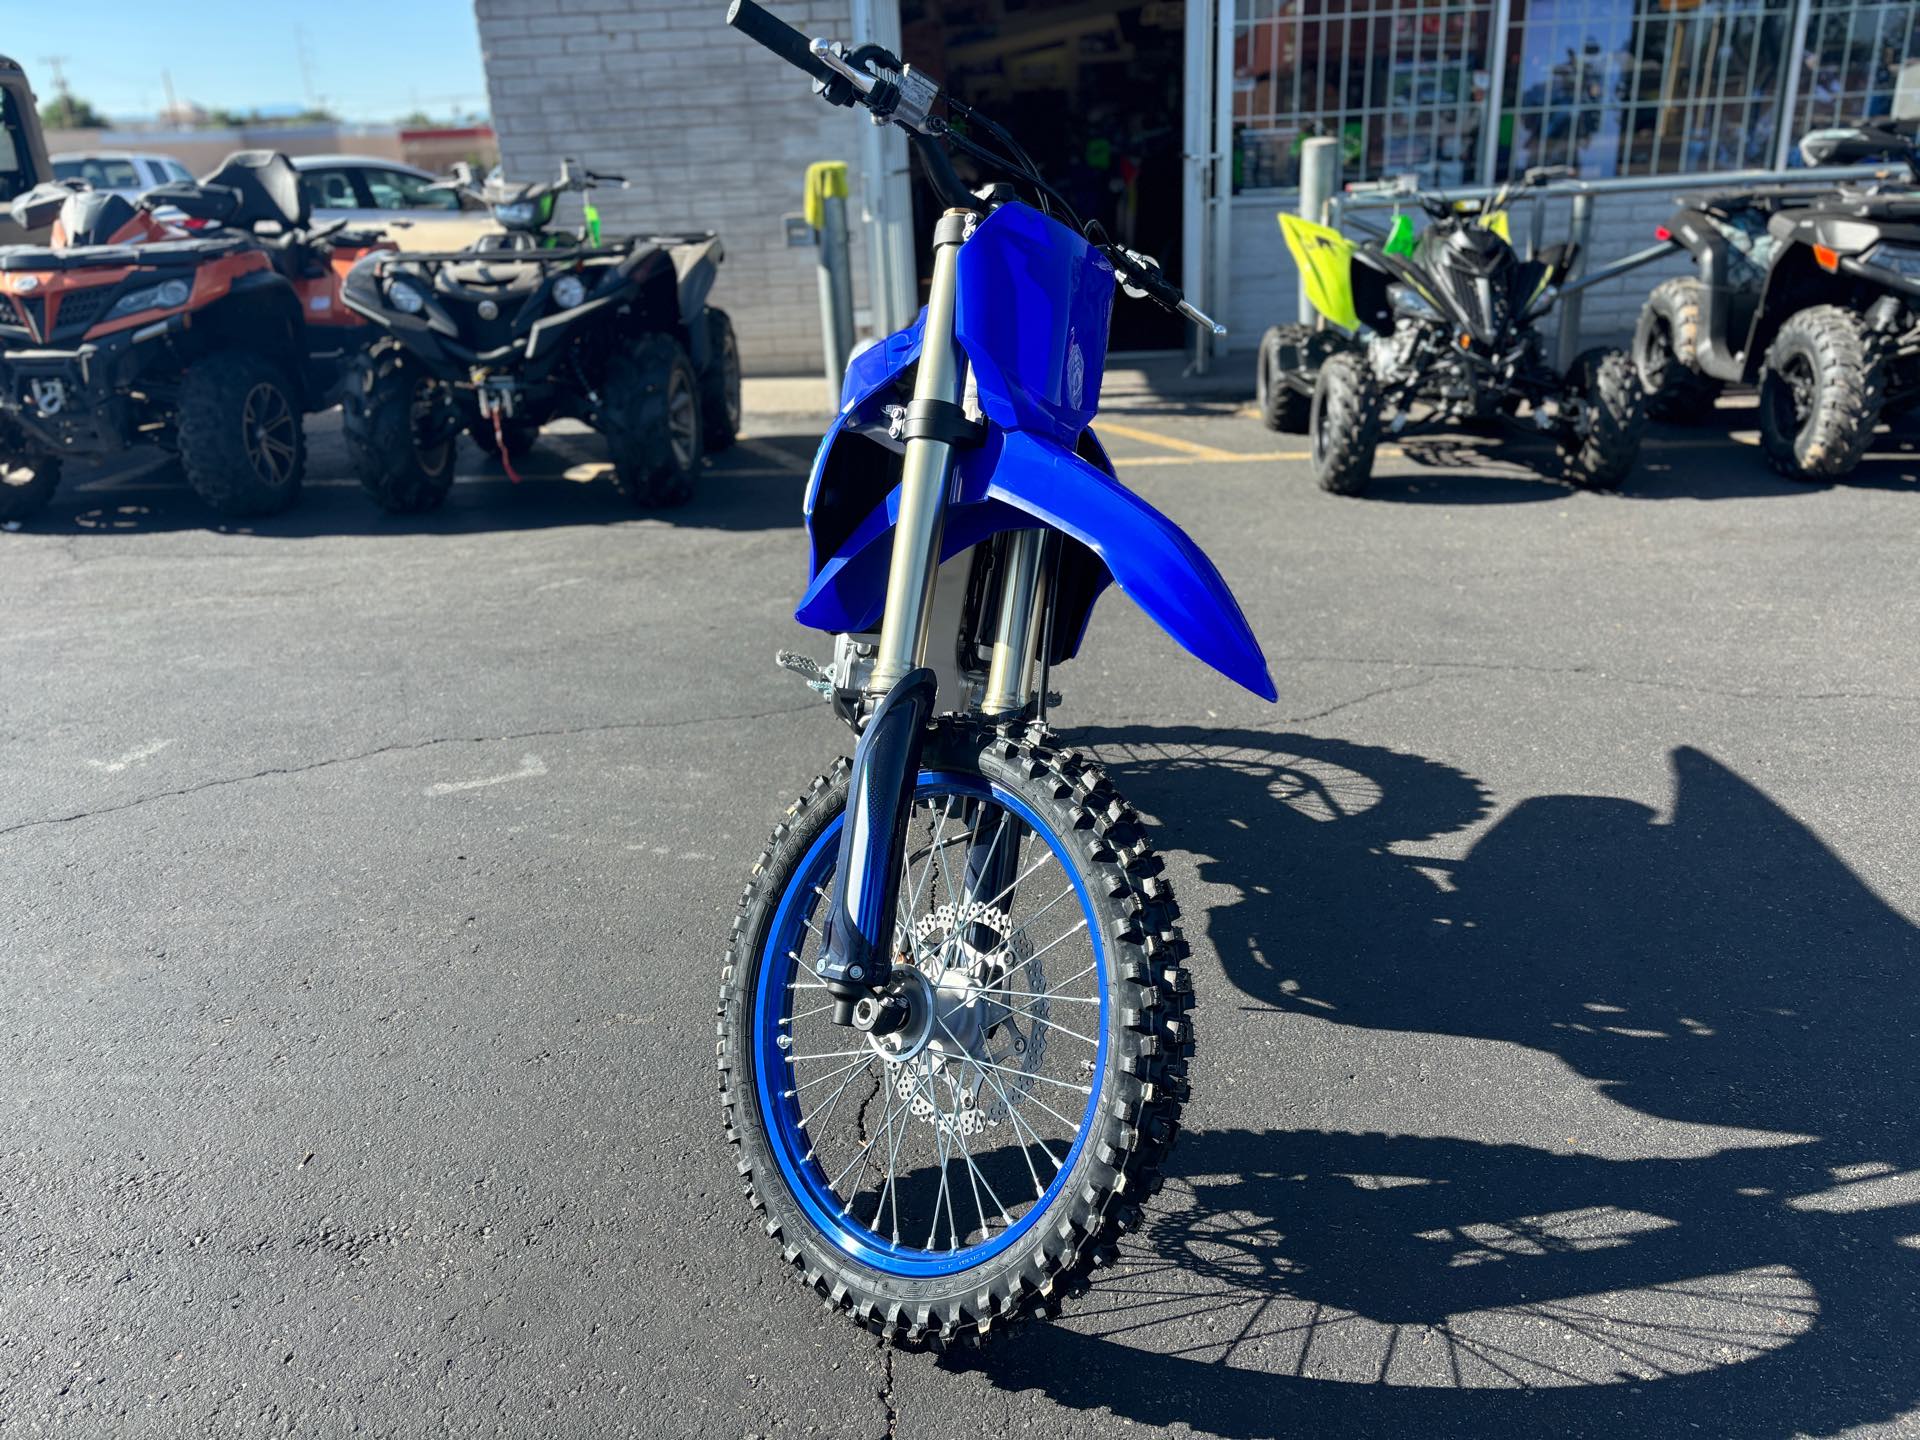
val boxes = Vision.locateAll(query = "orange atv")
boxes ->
[0,151,391,522]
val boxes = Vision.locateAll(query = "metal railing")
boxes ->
[1318,161,1906,371]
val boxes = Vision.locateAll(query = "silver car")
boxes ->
[51,150,195,198]
[291,154,495,250]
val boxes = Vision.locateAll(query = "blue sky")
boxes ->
[5,0,490,123]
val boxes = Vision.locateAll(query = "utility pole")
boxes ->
[41,55,70,98]
[161,69,179,126]
[294,26,321,112]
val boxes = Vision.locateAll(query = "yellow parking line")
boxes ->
[1122,450,1307,465]
[1095,419,1241,461]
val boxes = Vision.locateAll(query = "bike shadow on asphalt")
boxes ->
[22,431,817,539]
[947,725,1920,1438]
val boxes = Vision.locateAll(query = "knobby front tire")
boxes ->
[717,719,1193,1345]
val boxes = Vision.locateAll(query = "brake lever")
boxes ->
[1107,246,1227,335]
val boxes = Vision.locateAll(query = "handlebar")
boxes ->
[725,0,1223,334]
[725,0,837,83]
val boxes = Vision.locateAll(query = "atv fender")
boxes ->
[796,416,1276,703]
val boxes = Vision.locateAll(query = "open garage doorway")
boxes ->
[897,0,1189,352]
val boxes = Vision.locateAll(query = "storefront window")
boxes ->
[1790,0,1920,138]
[1233,0,1497,191]
[1500,0,1795,178]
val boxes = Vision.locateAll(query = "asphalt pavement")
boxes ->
[2,385,1919,1439]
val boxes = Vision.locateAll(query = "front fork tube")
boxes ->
[818,211,973,1023]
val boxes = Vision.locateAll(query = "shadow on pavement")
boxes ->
[951,726,1920,1438]
[17,430,814,539]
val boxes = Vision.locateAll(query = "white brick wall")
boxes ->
[474,0,867,376]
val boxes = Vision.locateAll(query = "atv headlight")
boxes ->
[493,201,537,228]
[387,278,427,315]
[1865,243,1920,280]
[108,277,192,319]
[1387,282,1437,319]
[551,274,586,308]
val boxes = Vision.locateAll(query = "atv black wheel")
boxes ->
[699,308,742,453]
[719,718,1191,1345]
[604,334,702,507]
[343,347,459,514]
[1256,324,1326,433]
[1557,348,1644,492]
[1309,350,1381,495]
[0,451,60,524]
[465,416,539,462]
[1632,277,1723,421]
[177,351,306,517]
[1758,305,1888,482]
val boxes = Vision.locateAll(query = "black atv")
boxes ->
[0,152,389,521]
[1270,167,1643,496]
[337,158,740,513]
[1636,120,1919,479]
[1631,180,1836,421]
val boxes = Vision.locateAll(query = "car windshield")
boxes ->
[0,85,29,202]
[53,157,142,190]
[364,168,458,211]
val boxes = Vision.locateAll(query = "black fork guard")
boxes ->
[816,668,938,1021]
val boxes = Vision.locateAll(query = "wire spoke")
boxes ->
[788,1054,873,1097]
[991,1002,1099,1050]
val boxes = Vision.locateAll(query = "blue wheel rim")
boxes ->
[753,769,1109,1279]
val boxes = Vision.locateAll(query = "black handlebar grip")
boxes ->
[726,0,835,83]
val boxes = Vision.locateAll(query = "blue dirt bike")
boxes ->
[719,0,1275,1344]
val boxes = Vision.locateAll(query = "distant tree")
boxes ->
[202,104,340,130]
[398,109,436,128]
[40,93,108,130]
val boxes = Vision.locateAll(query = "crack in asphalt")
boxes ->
[1281,675,1446,725]
[881,1343,897,1439]
[0,700,819,839]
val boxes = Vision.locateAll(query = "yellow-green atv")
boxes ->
[1259,169,1643,496]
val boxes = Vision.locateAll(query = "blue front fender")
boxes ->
[797,425,1277,703]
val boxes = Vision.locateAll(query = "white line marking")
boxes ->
[425,753,548,797]
[87,739,174,773]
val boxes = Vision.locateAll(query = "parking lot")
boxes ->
[3,388,1919,1438]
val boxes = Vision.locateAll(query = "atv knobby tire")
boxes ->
[343,347,458,514]
[1310,350,1381,495]
[604,334,702,507]
[177,350,306,517]
[699,308,742,453]
[1256,323,1330,433]
[718,718,1193,1346]
[1633,277,1722,421]
[1557,347,1644,491]
[0,451,60,524]
[1758,304,1888,482]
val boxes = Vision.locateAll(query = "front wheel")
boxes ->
[1310,349,1381,495]
[603,334,702,507]
[343,347,459,514]
[177,351,306,517]
[1757,304,1887,482]
[1556,347,1644,492]
[719,720,1192,1344]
